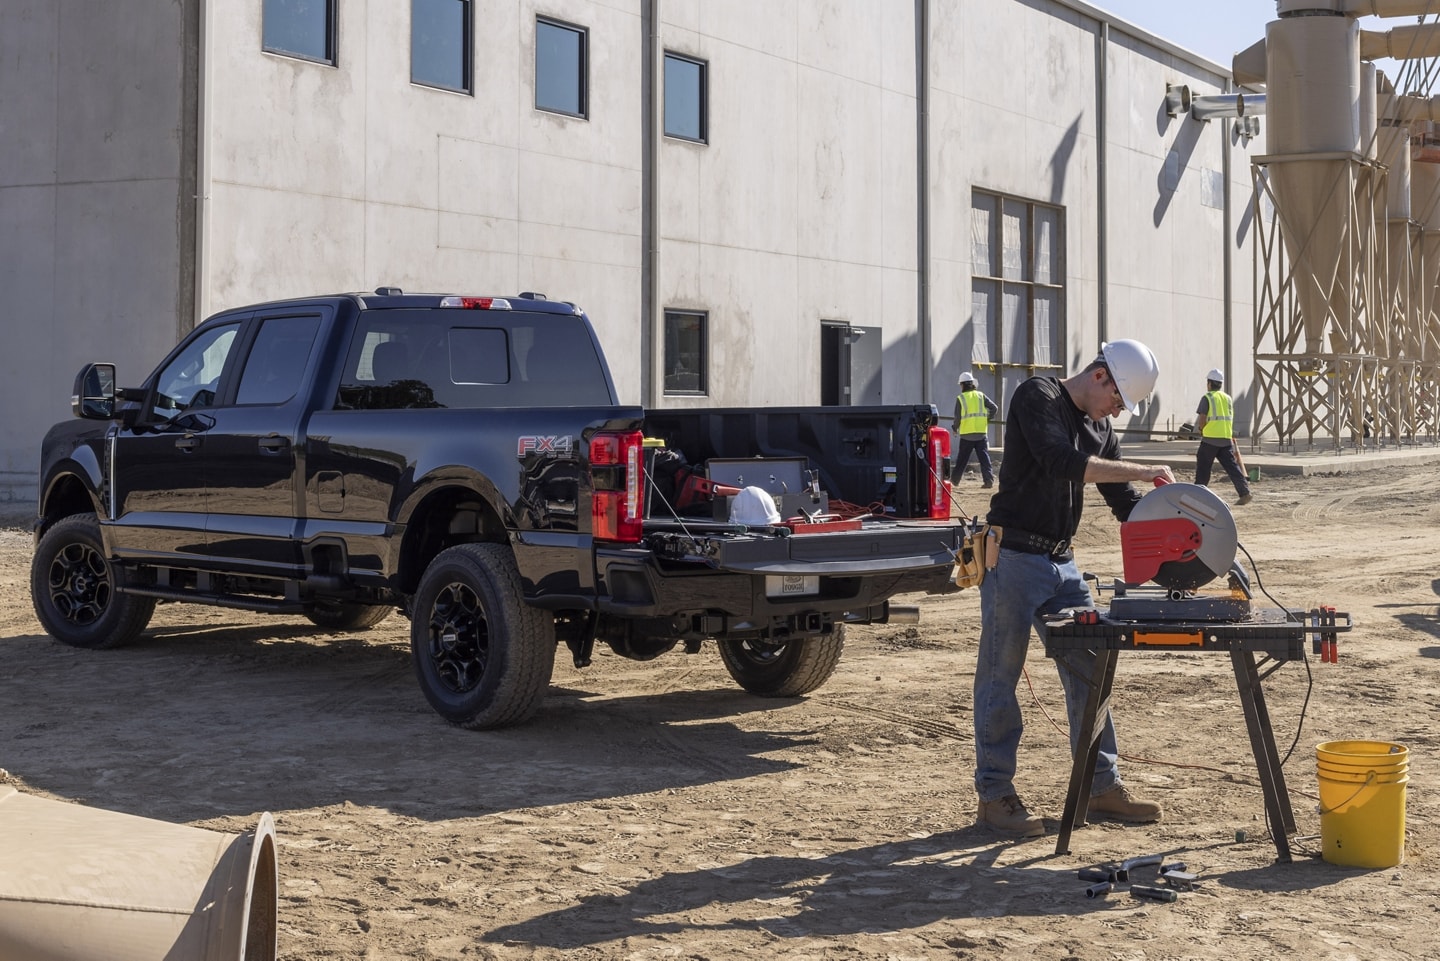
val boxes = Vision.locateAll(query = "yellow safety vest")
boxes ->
[957,391,988,434]
[1202,390,1233,439]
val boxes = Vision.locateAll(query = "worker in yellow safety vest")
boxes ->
[952,372,999,487]
[1194,368,1252,505]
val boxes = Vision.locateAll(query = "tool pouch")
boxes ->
[952,523,990,589]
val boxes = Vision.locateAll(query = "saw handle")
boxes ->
[1152,476,1171,487]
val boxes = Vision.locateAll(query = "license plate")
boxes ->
[766,574,818,597]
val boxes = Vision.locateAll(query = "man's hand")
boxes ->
[1083,457,1175,485]
[1144,465,1176,485]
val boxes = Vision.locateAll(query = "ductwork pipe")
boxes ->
[1232,37,1267,86]
[1191,93,1267,121]
[1380,91,1440,123]
[0,787,277,961]
[1361,24,1440,61]
[1380,124,1412,218]
[1265,14,1362,354]
[1280,0,1440,17]
[1361,62,1378,159]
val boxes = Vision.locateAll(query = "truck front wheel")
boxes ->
[31,513,156,649]
[410,544,556,729]
[717,626,845,697]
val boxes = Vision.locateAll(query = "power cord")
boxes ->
[1022,543,1318,810]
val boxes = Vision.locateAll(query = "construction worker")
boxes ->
[974,340,1171,837]
[1194,368,1252,505]
[952,372,999,487]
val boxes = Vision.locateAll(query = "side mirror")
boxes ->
[72,363,117,420]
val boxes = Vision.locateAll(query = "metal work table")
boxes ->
[1041,606,1349,863]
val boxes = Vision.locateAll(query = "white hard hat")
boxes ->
[1100,339,1159,415]
[1207,368,1225,384]
[958,371,976,385]
[729,486,781,526]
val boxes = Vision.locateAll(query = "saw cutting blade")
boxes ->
[1127,482,1238,591]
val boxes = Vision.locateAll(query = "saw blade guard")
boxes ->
[1121,482,1238,591]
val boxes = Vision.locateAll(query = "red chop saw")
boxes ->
[1110,479,1251,621]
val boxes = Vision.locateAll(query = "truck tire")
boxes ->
[411,543,556,729]
[303,600,392,631]
[31,513,156,650]
[718,625,845,697]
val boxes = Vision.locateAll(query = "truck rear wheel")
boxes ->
[303,600,392,631]
[718,626,845,697]
[411,543,556,729]
[31,513,156,650]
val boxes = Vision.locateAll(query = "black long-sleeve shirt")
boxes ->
[985,376,1142,540]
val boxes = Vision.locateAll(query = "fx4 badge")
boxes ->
[517,435,574,457]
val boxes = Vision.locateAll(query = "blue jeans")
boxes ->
[952,437,993,484]
[974,547,1121,802]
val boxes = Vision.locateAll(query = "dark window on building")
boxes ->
[536,18,587,117]
[664,53,706,142]
[262,0,336,64]
[970,188,1066,425]
[664,311,707,395]
[412,0,472,93]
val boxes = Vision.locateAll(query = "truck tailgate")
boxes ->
[647,520,963,576]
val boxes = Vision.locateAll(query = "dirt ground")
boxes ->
[3,463,1439,959]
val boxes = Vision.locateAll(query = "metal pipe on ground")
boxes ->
[0,786,277,961]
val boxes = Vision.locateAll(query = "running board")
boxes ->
[119,585,307,615]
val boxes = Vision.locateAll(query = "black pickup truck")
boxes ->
[32,290,963,728]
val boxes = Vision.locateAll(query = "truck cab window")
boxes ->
[152,323,240,419]
[236,315,321,406]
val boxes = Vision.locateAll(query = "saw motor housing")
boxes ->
[1120,481,1239,592]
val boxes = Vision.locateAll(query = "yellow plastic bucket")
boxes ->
[1316,740,1408,869]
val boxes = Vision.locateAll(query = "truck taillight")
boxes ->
[927,426,951,519]
[438,296,512,310]
[590,430,644,543]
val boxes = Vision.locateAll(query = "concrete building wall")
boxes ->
[928,0,1256,434]
[0,0,1262,516]
[0,0,194,519]
[1101,25,1258,434]
[200,0,645,393]
[655,1,918,409]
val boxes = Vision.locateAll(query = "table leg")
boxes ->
[1054,648,1119,856]
[1230,648,1294,863]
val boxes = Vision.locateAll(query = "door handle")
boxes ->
[174,435,201,451]
[258,435,291,453]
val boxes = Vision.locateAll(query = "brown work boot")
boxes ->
[1088,785,1163,824]
[977,794,1045,837]
[1236,493,1253,505]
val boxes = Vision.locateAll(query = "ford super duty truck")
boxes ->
[32,289,963,728]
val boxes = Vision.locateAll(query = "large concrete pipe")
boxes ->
[0,787,276,961]
[1265,12,1362,355]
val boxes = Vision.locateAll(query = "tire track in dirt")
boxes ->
[1288,473,1436,524]
[815,696,972,742]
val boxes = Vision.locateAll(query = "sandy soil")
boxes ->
[3,464,1439,959]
